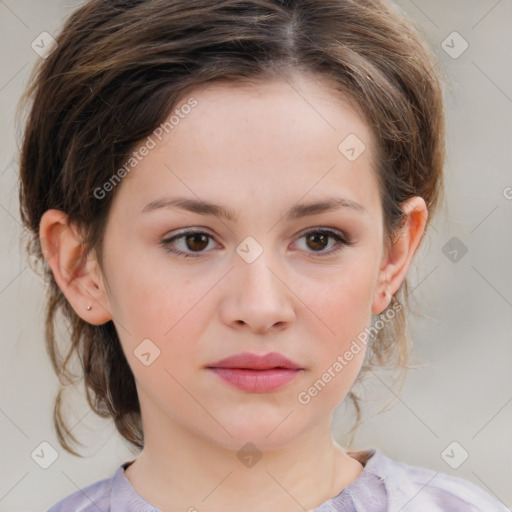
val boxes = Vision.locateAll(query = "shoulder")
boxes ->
[364,448,510,512]
[45,470,114,512]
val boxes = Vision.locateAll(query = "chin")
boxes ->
[214,430,300,454]
[200,411,312,453]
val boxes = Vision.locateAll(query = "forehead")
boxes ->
[177,73,373,154]
[115,73,380,221]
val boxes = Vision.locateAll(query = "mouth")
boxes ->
[205,352,304,393]
[207,367,303,393]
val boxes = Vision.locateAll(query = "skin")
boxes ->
[40,71,427,511]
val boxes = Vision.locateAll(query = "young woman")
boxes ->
[18,0,507,510]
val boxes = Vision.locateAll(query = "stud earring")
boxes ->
[86,305,92,311]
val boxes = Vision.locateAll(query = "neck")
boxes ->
[124,410,364,511]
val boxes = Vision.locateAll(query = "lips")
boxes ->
[206,352,304,393]
[206,351,303,370]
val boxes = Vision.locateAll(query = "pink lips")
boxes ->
[206,352,304,393]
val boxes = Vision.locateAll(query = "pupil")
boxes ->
[187,233,208,251]
[308,233,327,251]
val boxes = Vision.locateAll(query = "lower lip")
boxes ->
[208,368,302,393]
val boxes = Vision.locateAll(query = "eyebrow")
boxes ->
[140,196,367,222]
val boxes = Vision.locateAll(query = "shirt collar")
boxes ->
[111,460,161,512]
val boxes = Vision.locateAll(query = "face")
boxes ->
[97,73,388,450]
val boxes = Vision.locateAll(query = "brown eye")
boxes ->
[161,230,216,257]
[294,228,352,257]
[184,233,209,252]
[305,232,329,251]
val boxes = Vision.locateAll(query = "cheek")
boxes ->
[305,263,375,347]
[112,264,218,384]
[115,284,206,415]
[295,260,375,402]
[105,249,195,336]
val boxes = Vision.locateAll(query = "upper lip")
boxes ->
[207,352,303,370]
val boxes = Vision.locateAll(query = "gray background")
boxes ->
[1,0,511,510]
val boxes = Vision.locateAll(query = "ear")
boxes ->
[39,209,112,325]
[372,196,428,315]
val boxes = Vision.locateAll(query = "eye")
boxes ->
[293,228,353,257]
[161,227,354,258]
[161,229,217,258]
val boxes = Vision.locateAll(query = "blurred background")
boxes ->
[0,0,511,510]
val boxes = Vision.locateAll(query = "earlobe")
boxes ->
[39,209,112,325]
[371,196,428,315]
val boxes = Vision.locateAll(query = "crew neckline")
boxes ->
[116,447,379,511]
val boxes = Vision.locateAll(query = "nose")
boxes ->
[219,249,296,334]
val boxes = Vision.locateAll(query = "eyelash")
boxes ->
[161,228,354,258]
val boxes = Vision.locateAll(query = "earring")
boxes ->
[86,305,92,311]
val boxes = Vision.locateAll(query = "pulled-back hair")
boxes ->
[18,0,445,456]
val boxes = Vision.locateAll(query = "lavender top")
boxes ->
[46,447,509,511]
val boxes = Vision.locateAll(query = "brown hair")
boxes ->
[17,0,445,456]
